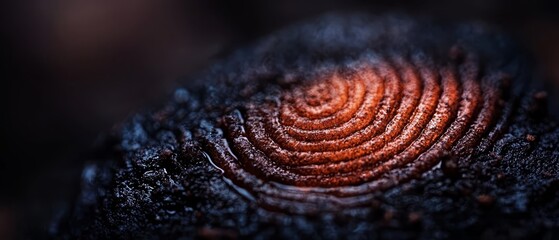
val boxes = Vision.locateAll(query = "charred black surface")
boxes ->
[56,14,559,239]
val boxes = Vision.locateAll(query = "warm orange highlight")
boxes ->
[202,53,512,213]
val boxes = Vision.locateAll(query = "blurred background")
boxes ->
[1,0,558,238]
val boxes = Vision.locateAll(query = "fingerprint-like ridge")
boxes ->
[201,52,513,213]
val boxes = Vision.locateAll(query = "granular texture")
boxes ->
[57,14,559,239]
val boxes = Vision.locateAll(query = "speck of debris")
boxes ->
[197,227,238,240]
[449,45,464,61]
[533,91,548,101]
[526,134,536,142]
[408,212,422,224]
[489,152,503,161]
[441,154,459,177]
[384,210,395,221]
[476,194,495,207]
[496,173,506,180]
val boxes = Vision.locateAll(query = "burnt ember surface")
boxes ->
[56,14,559,239]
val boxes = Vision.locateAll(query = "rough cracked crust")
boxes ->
[57,14,559,239]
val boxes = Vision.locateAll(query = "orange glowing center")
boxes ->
[203,54,511,213]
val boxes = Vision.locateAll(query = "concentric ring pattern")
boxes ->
[202,52,515,213]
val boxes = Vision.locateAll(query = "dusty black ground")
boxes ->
[53,14,559,239]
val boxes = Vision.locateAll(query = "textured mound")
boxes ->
[57,14,559,239]
[203,52,514,213]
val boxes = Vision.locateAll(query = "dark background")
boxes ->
[1,0,558,238]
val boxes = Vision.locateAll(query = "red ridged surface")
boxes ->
[202,52,513,213]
